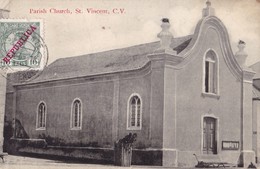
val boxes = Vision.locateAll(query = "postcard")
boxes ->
[0,0,259,169]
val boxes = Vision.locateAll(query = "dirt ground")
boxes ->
[1,155,259,169]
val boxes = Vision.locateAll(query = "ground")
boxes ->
[0,155,259,169]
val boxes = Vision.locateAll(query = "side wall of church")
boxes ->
[15,79,115,147]
[14,65,162,150]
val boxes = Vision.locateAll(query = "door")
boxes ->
[203,117,217,154]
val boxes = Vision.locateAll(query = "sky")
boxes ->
[1,0,260,66]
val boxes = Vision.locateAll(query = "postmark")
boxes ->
[0,19,48,80]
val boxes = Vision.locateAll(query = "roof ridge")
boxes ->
[50,34,194,63]
[55,41,160,62]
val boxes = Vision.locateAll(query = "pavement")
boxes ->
[2,155,115,169]
[1,155,260,169]
[0,155,165,169]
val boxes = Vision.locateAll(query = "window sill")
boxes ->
[36,127,46,130]
[201,92,220,99]
[127,127,141,131]
[70,127,82,130]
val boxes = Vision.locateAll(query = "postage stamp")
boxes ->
[0,19,48,79]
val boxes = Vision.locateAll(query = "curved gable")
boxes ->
[178,16,242,81]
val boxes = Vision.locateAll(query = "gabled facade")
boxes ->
[4,1,258,167]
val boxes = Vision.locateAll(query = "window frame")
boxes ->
[36,101,47,130]
[127,93,142,130]
[202,49,220,98]
[70,98,83,130]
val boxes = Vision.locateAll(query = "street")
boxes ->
[0,155,169,169]
[1,155,115,169]
[1,155,260,169]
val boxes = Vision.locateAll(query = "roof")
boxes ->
[6,70,39,92]
[250,61,260,79]
[21,35,193,84]
[253,86,260,99]
[253,78,260,90]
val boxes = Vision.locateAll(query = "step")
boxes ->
[196,154,222,163]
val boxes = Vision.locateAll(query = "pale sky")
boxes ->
[2,0,260,66]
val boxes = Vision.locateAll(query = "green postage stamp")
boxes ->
[0,19,47,73]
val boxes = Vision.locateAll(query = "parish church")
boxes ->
[3,1,260,167]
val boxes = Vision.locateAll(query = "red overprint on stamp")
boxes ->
[2,25,37,64]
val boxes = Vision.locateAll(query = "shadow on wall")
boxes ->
[3,116,12,152]
[4,117,29,152]
[38,134,101,147]
[14,118,29,139]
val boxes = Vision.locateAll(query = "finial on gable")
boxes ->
[157,18,173,51]
[202,0,215,17]
[206,0,211,7]
[235,40,248,68]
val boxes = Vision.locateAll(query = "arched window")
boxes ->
[204,50,218,94]
[71,99,82,129]
[127,94,142,130]
[37,102,46,129]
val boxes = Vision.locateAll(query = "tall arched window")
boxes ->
[37,102,46,129]
[204,50,218,94]
[71,99,82,129]
[127,94,142,130]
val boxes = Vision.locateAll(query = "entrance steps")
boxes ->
[194,154,237,168]
[197,154,223,163]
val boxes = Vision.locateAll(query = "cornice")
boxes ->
[147,52,184,66]
[242,68,256,84]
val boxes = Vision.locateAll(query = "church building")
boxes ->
[4,1,260,167]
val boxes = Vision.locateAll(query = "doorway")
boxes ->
[203,117,217,154]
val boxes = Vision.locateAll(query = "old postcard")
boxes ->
[0,0,260,169]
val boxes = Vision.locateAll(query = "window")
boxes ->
[71,99,82,129]
[37,102,46,130]
[204,50,218,94]
[127,94,142,130]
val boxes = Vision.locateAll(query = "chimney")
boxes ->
[202,0,215,17]
[157,18,173,51]
[0,9,10,19]
[235,40,248,68]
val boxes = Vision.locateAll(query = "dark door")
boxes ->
[203,117,217,154]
